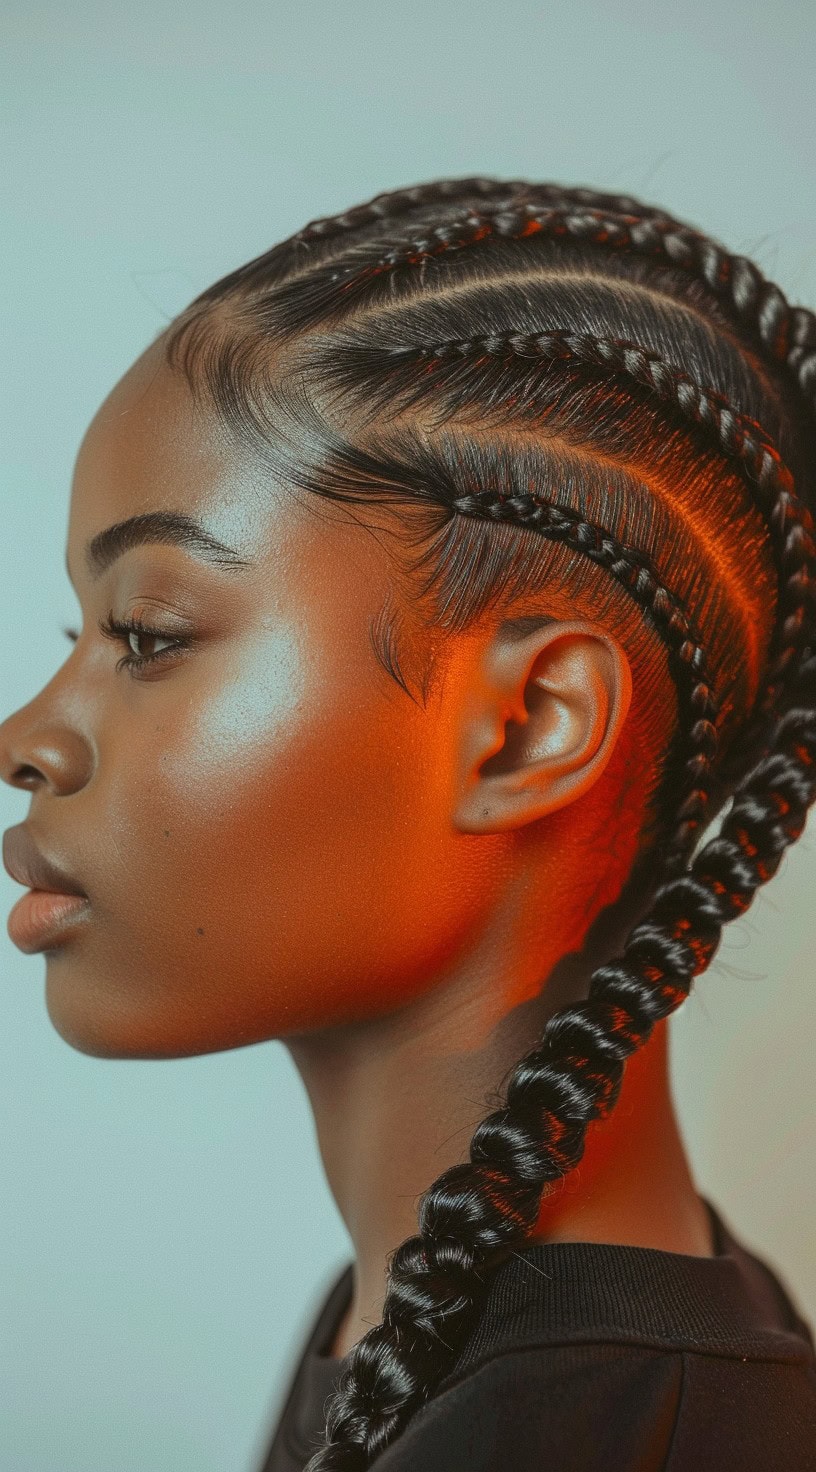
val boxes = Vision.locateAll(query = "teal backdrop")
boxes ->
[2,2,815,1468]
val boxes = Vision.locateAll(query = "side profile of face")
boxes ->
[0,337,633,1060]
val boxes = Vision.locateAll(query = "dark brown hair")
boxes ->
[164,177,816,1470]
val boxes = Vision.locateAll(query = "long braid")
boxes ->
[163,179,816,1471]
[288,199,816,1471]
[303,477,816,1472]
[306,657,816,1472]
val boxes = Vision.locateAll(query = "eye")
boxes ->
[63,611,191,677]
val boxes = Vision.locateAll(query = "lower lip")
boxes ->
[7,890,91,954]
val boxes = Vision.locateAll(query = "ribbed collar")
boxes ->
[439,1198,812,1395]
[278,1199,813,1466]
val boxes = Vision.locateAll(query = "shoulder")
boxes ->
[374,1342,680,1472]
[372,1341,816,1472]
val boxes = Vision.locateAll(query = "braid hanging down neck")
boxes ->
[165,178,816,1472]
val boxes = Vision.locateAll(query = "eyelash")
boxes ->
[63,610,191,676]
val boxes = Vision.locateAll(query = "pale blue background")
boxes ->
[2,2,815,1468]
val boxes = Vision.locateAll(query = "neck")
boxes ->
[286,983,711,1361]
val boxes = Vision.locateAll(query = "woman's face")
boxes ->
[0,339,499,1058]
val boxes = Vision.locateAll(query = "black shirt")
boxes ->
[256,1199,816,1471]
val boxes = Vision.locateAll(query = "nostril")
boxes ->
[11,766,45,790]
[0,718,95,796]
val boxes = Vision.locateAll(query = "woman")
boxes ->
[2,176,815,1471]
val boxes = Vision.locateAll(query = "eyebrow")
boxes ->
[67,510,253,583]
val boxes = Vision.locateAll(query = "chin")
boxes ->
[43,971,199,1060]
[44,965,290,1060]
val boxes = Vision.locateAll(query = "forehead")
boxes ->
[64,336,408,647]
[71,338,262,533]
[65,335,331,601]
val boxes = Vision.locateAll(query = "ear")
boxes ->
[452,620,633,834]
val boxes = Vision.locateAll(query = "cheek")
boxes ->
[78,631,490,1046]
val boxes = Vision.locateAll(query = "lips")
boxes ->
[1,824,87,897]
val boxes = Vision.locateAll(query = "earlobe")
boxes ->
[452,622,633,835]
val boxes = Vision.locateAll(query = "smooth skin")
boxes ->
[0,338,713,1360]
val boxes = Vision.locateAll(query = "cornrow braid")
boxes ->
[292,209,816,1472]
[160,178,816,1472]
[184,181,700,311]
[291,176,691,248]
[321,327,816,728]
[263,203,816,413]
[298,421,816,1468]
[431,493,720,875]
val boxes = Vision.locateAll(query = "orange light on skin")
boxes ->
[0,331,720,1362]
[0,335,638,1056]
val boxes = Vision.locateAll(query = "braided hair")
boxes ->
[164,177,816,1470]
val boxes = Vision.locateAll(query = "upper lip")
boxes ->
[2,825,87,897]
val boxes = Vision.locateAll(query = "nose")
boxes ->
[0,696,94,798]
